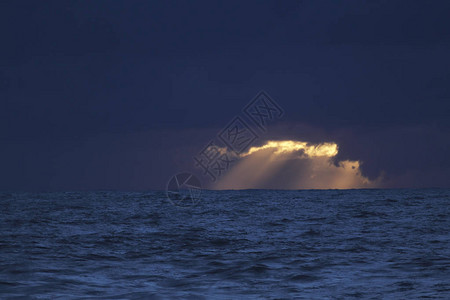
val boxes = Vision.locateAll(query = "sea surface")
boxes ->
[0,189,449,299]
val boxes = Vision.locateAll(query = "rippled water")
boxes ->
[0,189,449,299]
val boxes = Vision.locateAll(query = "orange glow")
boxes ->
[213,140,379,190]
[243,140,338,157]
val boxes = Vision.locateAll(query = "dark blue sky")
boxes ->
[1,0,449,190]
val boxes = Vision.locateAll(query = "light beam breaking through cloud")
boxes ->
[213,140,380,190]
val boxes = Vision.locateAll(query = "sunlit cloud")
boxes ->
[243,140,338,157]
[212,140,379,190]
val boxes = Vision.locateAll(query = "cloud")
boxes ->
[212,140,380,190]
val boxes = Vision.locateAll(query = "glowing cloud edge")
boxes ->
[242,140,339,157]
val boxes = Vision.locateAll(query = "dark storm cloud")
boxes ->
[1,0,449,190]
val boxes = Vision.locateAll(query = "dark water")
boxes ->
[0,189,449,299]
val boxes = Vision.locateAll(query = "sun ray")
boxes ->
[213,140,379,190]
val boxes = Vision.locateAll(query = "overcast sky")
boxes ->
[1,0,449,190]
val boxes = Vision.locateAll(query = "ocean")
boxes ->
[0,189,449,299]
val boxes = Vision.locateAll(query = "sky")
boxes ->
[1,0,449,191]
